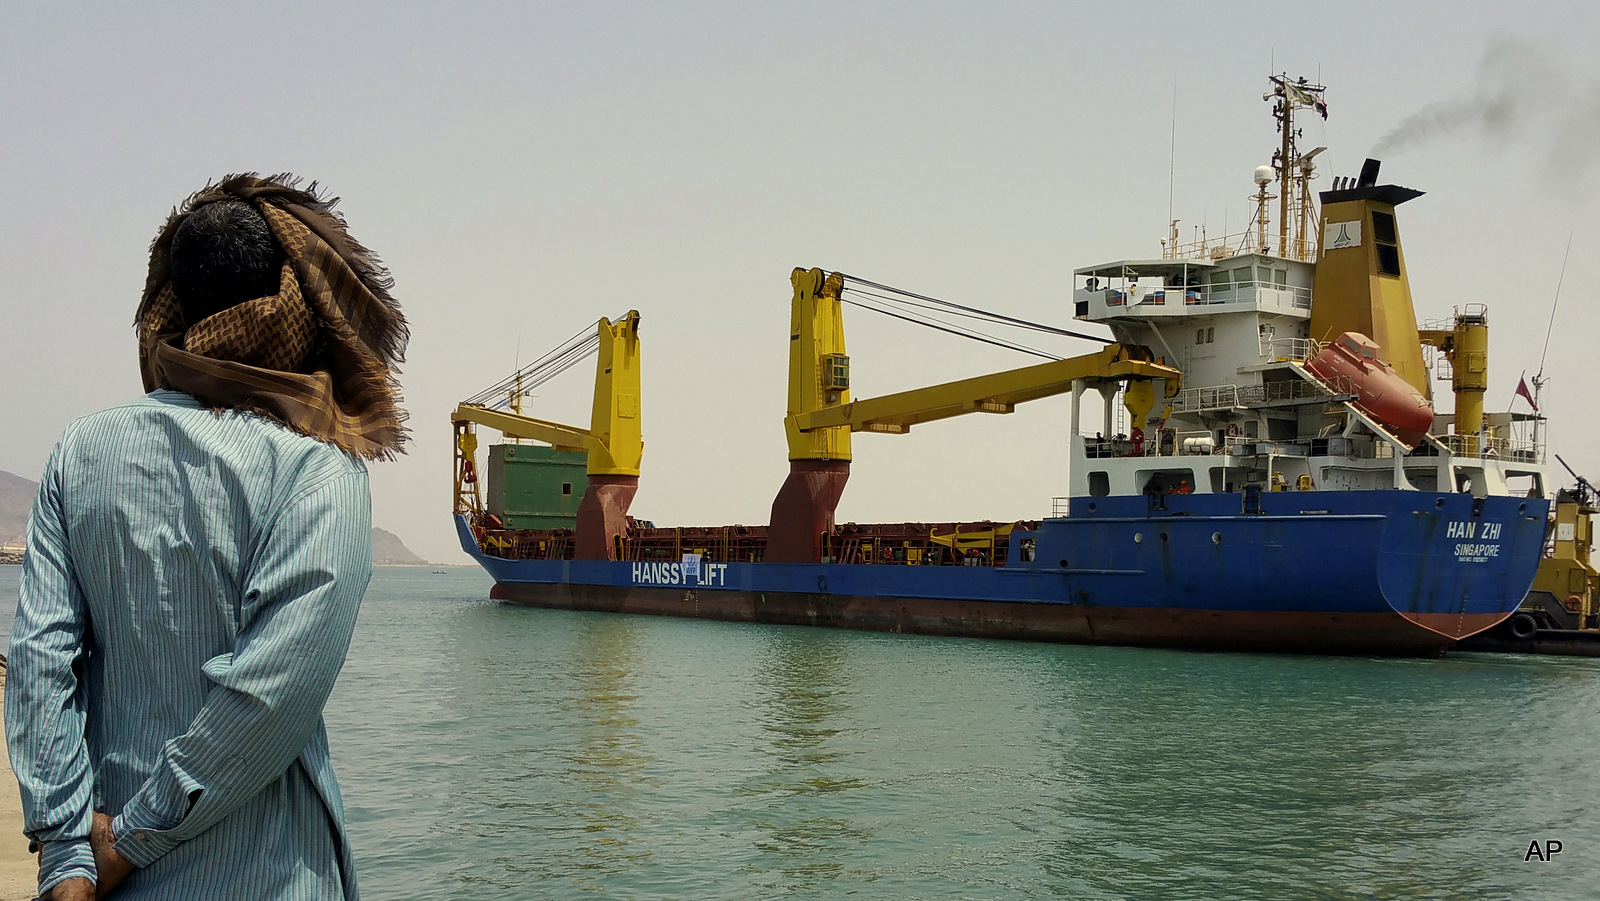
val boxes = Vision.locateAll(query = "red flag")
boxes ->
[1515,376,1538,411]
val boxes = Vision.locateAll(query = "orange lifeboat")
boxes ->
[1305,332,1433,449]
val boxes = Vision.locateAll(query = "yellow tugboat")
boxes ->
[1459,456,1600,655]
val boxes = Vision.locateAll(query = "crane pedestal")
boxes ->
[576,474,638,560]
[767,460,850,563]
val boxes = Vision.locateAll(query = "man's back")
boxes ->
[10,173,404,901]
[9,390,371,899]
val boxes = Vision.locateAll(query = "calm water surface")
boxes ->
[2,565,1596,899]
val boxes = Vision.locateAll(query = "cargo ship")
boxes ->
[450,77,1554,655]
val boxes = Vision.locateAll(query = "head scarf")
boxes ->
[136,174,408,459]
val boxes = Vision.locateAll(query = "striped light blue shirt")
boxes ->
[6,390,370,900]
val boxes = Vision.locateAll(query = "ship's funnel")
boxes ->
[1356,157,1381,188]
[1309,162,1432,399]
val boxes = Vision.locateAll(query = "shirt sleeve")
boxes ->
[4,446,99,897]
[110,468,372,867]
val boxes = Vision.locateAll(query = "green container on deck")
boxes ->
[486,444,588,529]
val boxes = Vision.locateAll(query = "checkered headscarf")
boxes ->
[136,175,408,459]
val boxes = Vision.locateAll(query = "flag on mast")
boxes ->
[1514,375,1539,411]
[1283,82,1329,120]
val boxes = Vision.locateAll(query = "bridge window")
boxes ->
[1505,471,1544,499]
[1139,469,1196,495]
[1454,467,1488,498]
[1405,468,1439,492]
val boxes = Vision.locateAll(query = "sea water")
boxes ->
[2,565,1596,899]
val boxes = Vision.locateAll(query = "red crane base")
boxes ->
[766,460,850,563]
[576,474,638,560]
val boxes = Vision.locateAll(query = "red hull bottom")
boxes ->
[1399,611,1512,641]
[489,582,1471,656]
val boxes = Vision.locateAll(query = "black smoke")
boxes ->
[1371,38,1600,182]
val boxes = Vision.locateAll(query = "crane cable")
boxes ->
[466,278,1102,405]
[837,274,1111,361]
[838,293,1061,360]
[463,332,594,407]
[463,314,624,409]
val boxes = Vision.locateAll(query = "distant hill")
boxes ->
[1,469,38,546]
[372,527,427,565]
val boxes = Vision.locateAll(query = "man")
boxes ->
[6,175,408,900]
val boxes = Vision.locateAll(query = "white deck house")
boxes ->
[1059,256,1546,505]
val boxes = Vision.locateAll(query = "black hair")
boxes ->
[169,199,285,324]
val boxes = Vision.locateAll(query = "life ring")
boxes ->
[1508,612,1538,639]
[1226,423,1240,437]
[1566,595,1584,614]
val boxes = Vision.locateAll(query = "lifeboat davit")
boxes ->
[1305,332,1433,449]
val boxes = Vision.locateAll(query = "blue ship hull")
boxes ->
[459,491,1550,655]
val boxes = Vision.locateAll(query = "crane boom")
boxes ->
[450,404,595,452]
[451,310,643,476]
[453,310,643,561]
[793,343,1180,435]
[770,266,1180,564]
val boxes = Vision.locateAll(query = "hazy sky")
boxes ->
[3,2,1597,563]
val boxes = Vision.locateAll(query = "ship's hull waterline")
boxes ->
[460,491,1551,656]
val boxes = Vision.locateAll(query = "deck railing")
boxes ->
[1169,384,1241,414]
[1259,336,1319,362]
[1096,281,1310,312]
[1169,377,1349,414]
[1162,230,1319,263]
[1439,434,1545,463]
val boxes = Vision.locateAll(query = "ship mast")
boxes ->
[1265,74,1327,261]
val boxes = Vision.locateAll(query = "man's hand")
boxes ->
[89,813,134,898]
[43,876,94,901]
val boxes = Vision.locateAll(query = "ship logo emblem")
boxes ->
[1324,220,1362,250]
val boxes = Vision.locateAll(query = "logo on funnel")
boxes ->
[1325,220,1363,250]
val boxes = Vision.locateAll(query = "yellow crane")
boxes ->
[769,268,1182,562]
[1417,304,1489,456]
[453,310,643,560]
